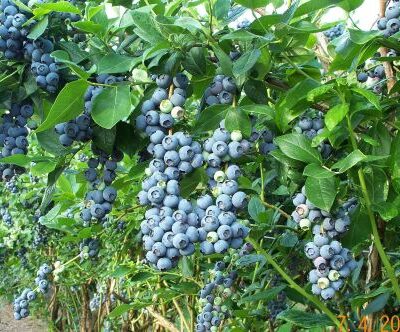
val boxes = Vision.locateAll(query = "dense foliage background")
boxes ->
[1,0,400,331]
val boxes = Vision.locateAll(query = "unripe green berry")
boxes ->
[214,170,226,183]
[160,99,173,113]
[214,296,222,305]
[299,218,311,230]
[207,231,218,243]
[231,130,243,141]
[317,277,330,290]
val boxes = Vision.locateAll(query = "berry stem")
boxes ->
[346,114,400,301]
[248,237,343,329]
[260,200,291,220]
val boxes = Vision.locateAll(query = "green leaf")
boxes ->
[27,16,48,40]
[92,126,116,155]
[182,47,206,76]
[234,0,269,9]
[0,154,31,167]
[352,87,381,111]
[294,0,363,18]
[303,164,335,178]
[72,21,104,34]
[248,196,266,223]
[34,1,80,14]
[92,85,132,129]
[212,45,232,76]
[36,80,89,132]
[239,286,286,304]
[36,129,71,156]
[243,79,269,104]
[307,84,335,102]
[130,8,166,44]
[371,202,398,221]
[31,161,57,176]
[97,53,139,74]
[331,149,366,173]
[274,133,321,164]
[233,49,261,76]
[277,310,333,328]
[225,107,252,137]
[349,29,381,45]
[108,304,135,318]
[305,176,338,211]
[279,232,298,247]
[240,104,274,119]
[180,168,207,198]
[236,254,266,268]
[220,30,259,41]
[362,292,391,316]
[214,0,230,19]
[194,105,231,134]
[325,103,349,131]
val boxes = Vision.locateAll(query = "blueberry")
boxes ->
[200,241,214,254]
[103,186,117,202]
[231,191,247,209]
[156,74,172,88]
[219,91,233,104]
[172,233,189,249]
[222,77,236,93]
[173,73,189,89]
[157,257,172,271]
[170,93,186,107]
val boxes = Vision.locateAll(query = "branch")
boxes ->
[147,307,180,332]
[379,0,396,92]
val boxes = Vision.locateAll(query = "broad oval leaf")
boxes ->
[92,85,132,129]
[305,176,338,211]
[274,133,321,164]
[36,79,89,133]
[225,107,251,137]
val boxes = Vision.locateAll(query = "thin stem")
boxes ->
[260,200,291,219]
[346,115,400,301]
[282,53,319,83]
[248,238,342,329]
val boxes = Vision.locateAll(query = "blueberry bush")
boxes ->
[1,0,400,331]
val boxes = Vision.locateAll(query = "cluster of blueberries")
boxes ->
[89,292,115,312]
[4,175,18,192]
[266,275,287,320]
[294,112,332,159]
[251,127,277,156]
[80,146,122,227]
[323,24,345,41]
[136,73,189,136]
[377,1,400,38]
[203,75,237,107]
[357,64,386,84]
[0,103,34,182]
[13,288,36,320]
[197,166,249,255]
[55,75,123,147]
[139,131,205,271]
[291,188,358,300]
[136,74,251,271]
[79,238,100,260]
[13,263,52,320]
[24,37,60,93]
[203,119,251,164]
[0,204,12,227]
[0,0,32,60]
[195,242,253,332]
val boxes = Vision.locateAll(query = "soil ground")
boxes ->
[0,301,47,332]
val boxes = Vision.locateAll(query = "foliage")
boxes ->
[0,0,399,331]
